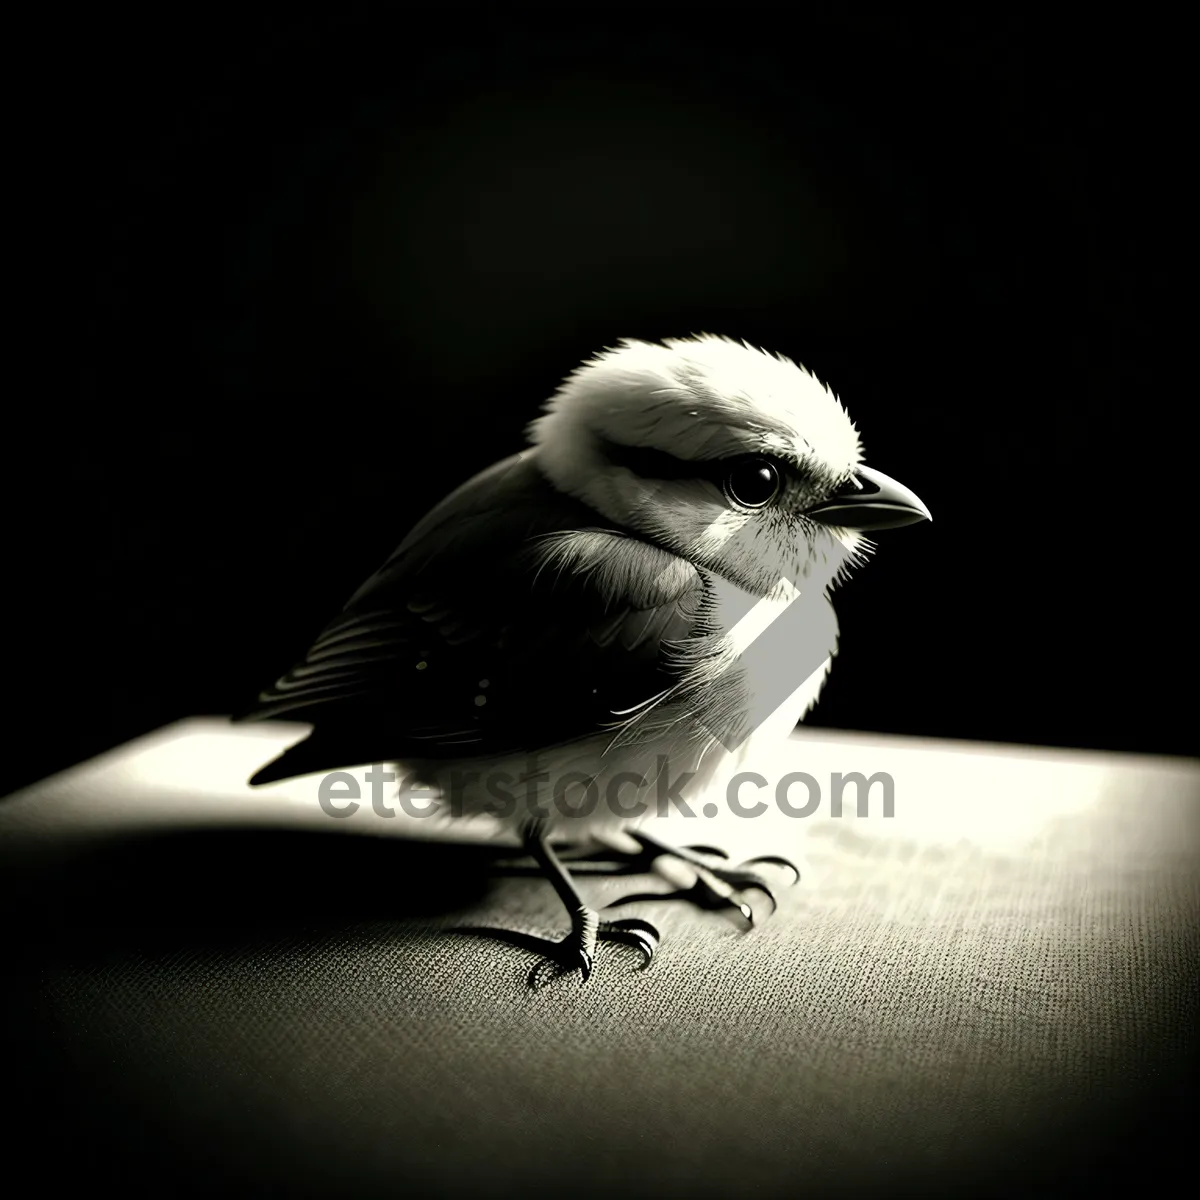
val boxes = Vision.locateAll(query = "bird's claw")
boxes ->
[742,854,802,885]
[681,844,730,860]
[689,845,801,893]
[606,875,761,926]
[598,917,659,969]
[449,915,658,988]
[474,840,796,977]
[545,917,658,988]
[607,840,800,922]
[705,866,780,915]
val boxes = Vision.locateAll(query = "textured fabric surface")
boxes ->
[3,721,1197,1197]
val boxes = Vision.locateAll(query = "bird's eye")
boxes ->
[723,458,781,509]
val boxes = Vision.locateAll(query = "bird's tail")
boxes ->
[247,751,302,787]
[250,738,357,787]
[244,727,386,788]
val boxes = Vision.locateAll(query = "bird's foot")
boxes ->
[450,908,659,989]
[604,836,800,927]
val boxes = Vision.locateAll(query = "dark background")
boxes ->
[9,13,1184,800]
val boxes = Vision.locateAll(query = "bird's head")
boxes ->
[528,335,930,597]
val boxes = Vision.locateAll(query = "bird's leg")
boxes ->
[602,831,801,927]
[525,820,660,982]
[450,819,659,986]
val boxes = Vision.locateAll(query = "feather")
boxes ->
[237,453,706,782]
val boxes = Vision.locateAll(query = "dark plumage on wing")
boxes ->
[236,452,705,784]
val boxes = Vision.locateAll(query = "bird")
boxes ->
[235,334,930,984]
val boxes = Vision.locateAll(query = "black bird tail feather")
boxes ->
[245,727,397,788]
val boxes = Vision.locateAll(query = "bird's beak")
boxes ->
[805,465,932,531]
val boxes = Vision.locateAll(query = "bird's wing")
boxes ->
[238,451,707,783]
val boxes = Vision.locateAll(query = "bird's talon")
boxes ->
[448,912,658,983]
[742,854,801,885]
[741,880,778,915]
[599,917,659,969]
[681,844,730,860]
[603,888,672,911]
[707,868,779,914]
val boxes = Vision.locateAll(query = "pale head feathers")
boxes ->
[530,334,861,471]
[527,335,873,597]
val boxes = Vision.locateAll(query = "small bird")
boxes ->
[237,335,930,983]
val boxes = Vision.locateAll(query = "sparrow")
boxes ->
[236,335,930,984]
